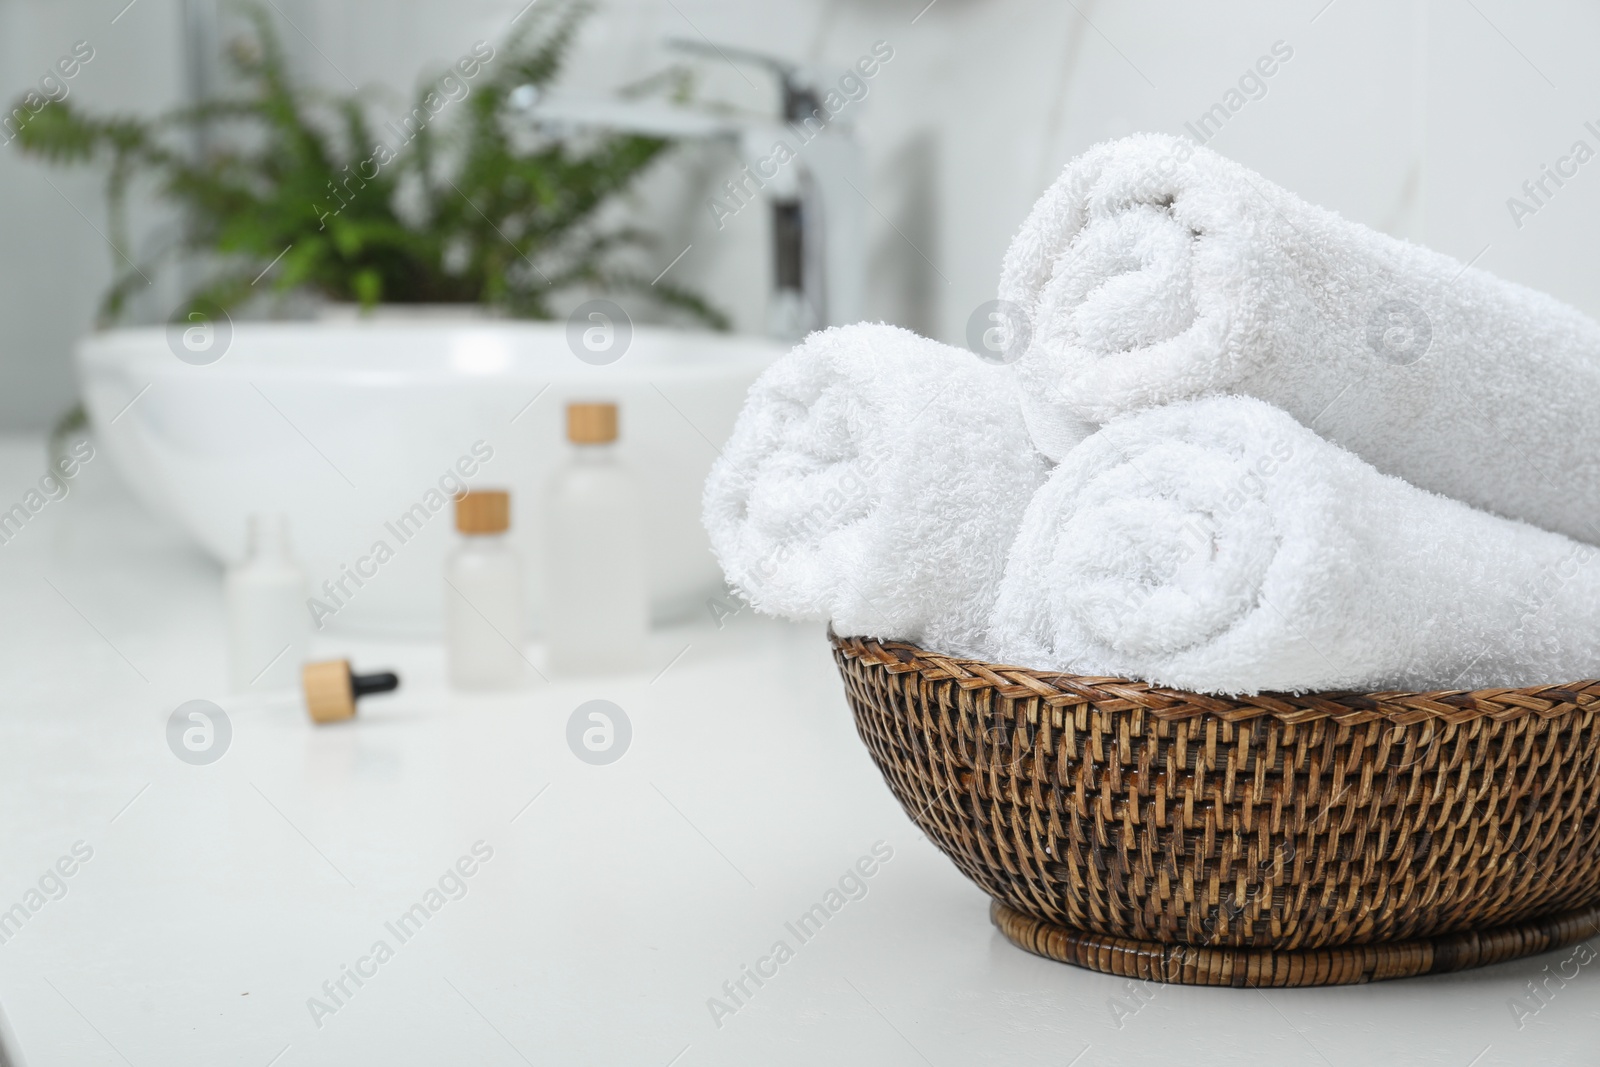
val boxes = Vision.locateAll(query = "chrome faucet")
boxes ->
[520,40,866,342]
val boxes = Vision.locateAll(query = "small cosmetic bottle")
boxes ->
[445,490,525,689]
[544,402,648,674]
[226,513,309,692]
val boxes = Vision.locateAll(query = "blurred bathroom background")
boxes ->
[2,0,1597,431]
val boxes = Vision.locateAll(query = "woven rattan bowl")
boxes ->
[832,634,1600,987]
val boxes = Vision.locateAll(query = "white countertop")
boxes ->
[0,435,1593,1066]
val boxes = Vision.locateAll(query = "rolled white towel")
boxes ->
[703,322,1049,656]
[1000,132,1600,545]
[989,395,1600,695]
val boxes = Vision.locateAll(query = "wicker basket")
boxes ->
[832,633,1600,987]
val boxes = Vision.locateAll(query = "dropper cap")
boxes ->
[567,402,618,444]
[302,659,400,724]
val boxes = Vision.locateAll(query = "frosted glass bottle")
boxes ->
[227,513,309,692]
[445,490,525,689]
[544,402,647,674]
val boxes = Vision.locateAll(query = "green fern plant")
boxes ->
[13,0,726,329]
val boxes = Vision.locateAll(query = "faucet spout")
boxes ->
[516,38,865,341]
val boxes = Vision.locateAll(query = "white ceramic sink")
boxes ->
[77,320,782,636]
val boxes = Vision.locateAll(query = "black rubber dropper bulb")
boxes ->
[351,671,400,698]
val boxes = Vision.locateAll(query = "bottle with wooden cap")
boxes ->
[544,401,647,674]
[445,489,525,688]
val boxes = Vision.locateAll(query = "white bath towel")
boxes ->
[703,322,1049,656]
[989,396,1600,695]
[1000,132,1600,546]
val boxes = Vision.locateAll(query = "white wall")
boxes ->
[0,0,187,431]
[2,0,1596,430]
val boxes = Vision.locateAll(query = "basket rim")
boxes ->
[829,631,1600,726]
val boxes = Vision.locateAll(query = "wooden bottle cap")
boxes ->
[302,659,356,723]
[567,402,618,444]
[455,490,510,534]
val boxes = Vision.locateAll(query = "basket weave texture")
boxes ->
[832,634,1600,985]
